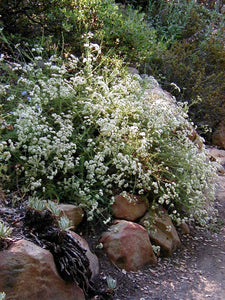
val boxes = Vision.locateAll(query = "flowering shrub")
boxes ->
[0,42,216,224]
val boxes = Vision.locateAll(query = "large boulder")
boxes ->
[111,193,148,221]
[144,79,203,150]
[140,208,181,257]
[100,220,157,271]
[212,122,225,149]
[215,175,225,202]
[58,204,84,230]
[69,231,99,279]
[207,147,225,165]
[0,239,85,300]
[207,147,225,202]
[207,147,225,174]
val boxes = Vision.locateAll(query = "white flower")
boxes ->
[1,43,216,225]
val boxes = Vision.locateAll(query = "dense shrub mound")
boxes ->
[0,43,216,225]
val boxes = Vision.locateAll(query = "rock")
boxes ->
[100,220,157,271]
[128,67,139,75]
[207,147,225,165]
[188,127,198,142]
[193,134,204,150]
[69,231,99,279]
[179,222,190,235]
[0,239,85,300]
[58,204,84,230]
[212,122,225,149]
[140,79,204,150]
[187,127,203,150]
[140,208,181,257]
[212,161,225,175]
[215,175,225,202]
[111,193,148,221]
[207,147,225,174]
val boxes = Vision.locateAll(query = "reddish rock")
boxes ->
[215,175,225,201]
[208,147,225,165]
[100,220,157,271]
[179,222,190,235]
[0,239,85,300]
[212,161,225,175]
[188,128,198,142]
[58,204,84,230]
[194,135,204,150]
[112,193,148,221]
[69,231,99,279]
[187,127,204,150]
[207,147,225,174]
[212,122,225,149]
[140,208,181,257]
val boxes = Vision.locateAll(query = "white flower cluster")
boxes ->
[0,44,217,224]
[12,106,76,192]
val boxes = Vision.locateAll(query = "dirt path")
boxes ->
[123,225,225,300]
[94,173,225,300]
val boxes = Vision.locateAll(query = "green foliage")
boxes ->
[142,0,225,139]
[146,0,215,42]
[0,0,156,63]
[27,197,71,229]
[95,5,157,62]
[0,221,12,239]
[27,197,47,212]
[27,197,61,216]
[146,39,225,140]
[47,200,61,216]
[115,0,150,8]
[58,216,72,231]
[1,0,223,139]
[106,276,117,291]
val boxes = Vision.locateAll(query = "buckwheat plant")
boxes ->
[0,41,217,225]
